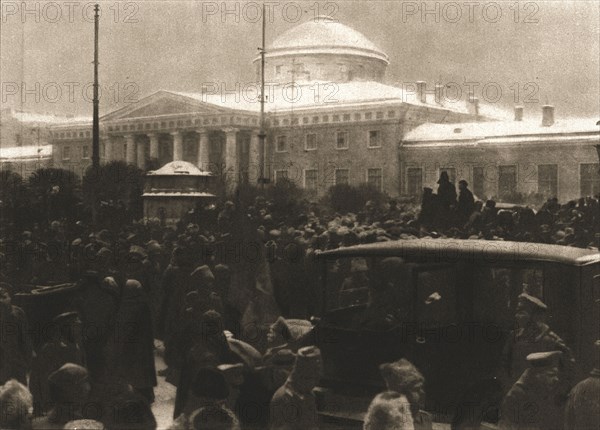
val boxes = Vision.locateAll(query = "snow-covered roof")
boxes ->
[259,16,389,64]
[142,192,215,197]
[8,110,91,125]
[0,145,53,160]
[173,81,510,120]
[404,118,600,142]
[146,161,212,176]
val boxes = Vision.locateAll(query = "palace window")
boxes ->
[367,168,383,191]
[376,111,384,119]
[368,130,381,148]
[82,145,89,159]
[473,166,485,199]
[538,164,558,197]
[333,114,340,122]
[62,146,71,160]
[275,65,282,76]
[335,169,349,185]
[354,113,361,120]
[305,133,317,151]
[580,164,600,196]
[407,167,423,196]
[276,135,287,152]
[336,131,349,149]
[343,114,351,121]
[304,169,318,190]
[312,116,319,124]
[498,165,517,198]
[275,170,288,183]
[365,112,372,120]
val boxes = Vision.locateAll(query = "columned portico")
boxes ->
[136,138,146,169]
[249,132,262,183]
[125,134,136,164]
[105,137,115,162]
[223,127,238,176]
[171,131,183,161]
[148,133,159,160]
[196,129,210,171]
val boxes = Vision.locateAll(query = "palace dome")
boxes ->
[266,16,389,64]
[255,16,389,83]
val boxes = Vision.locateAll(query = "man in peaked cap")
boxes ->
[501,293,575,392]
[32,363,91,429]
[269,346,322,430]
[499,351,565,430]
[564,340,600,430]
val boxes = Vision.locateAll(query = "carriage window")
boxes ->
[328,257,371,309]
[416,268,457,326]
[472,267,544,328]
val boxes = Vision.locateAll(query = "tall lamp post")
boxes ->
[91,3,100,226]
[258,3,267,189]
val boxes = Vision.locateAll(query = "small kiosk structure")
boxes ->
[143,161,216,224]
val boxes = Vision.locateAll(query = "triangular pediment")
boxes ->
[101,91,229,122]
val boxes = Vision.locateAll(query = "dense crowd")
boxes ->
[0,173,599,429]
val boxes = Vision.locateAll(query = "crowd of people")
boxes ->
[0,173,599,429]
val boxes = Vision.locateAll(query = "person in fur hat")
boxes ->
[0,379,33,430]
[364,358,431,430]
[269,346,322,430]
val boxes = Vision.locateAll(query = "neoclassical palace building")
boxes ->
[3,16,598,200]
[43,16,498,196]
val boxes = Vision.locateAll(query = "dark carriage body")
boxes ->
[311,239,600,426]
[13,283,81,350]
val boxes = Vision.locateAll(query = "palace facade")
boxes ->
[2,16,598,202]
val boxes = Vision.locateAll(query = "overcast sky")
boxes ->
[1,0,599,119]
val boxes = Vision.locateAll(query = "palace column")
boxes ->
[196,129,210,171]
[125,134,136,164]
[136,138,146,169]
[104,136,115,162]
[171,131,183,161]
[249,131,262,183]
[223,128,238,179]
[148,133,159,160]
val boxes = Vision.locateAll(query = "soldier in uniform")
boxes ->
[499,351,565,430]
[269,346,322,430]
[564,339,600,430]
[29,312,86,416]
[0,285,33,385]
[500,293,575,393]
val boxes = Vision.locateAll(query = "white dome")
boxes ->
[260,16,389,64]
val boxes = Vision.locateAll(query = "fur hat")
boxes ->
[63,419,105,429]
[292,346,323,378]
[379,359,424,395]
[0,380,32,428]
[48,363,88,391]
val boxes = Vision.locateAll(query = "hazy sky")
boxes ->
[1,0,599,119]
